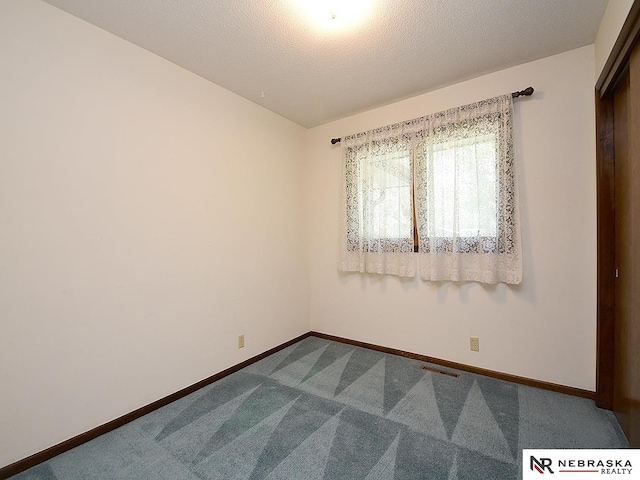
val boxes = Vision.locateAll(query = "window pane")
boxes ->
[429,133,497,238]
[364,152,412,240]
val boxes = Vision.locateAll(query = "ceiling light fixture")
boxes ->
[297,0,373,31]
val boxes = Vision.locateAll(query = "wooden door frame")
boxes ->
[596,0,640,409]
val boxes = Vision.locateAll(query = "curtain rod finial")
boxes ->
[331,138,341,145]
[512,87,534,98]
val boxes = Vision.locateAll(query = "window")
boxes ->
[339,95,522,284]
[345,140,413,253]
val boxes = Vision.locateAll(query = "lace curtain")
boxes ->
[338,94,522,284]
[339,126,416,277]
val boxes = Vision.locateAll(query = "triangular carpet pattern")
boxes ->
[296,350,353,398]
[159,385,260,464]
[268,337,327,376]
[193,382,301,463]
[386,372,448,440]
[476,375,520,459]
[241,344,298,377]
[448,453,459,480]
[10,337,628,480]
[431,367,475,439]
[248,395,342,480]
[451,380,513,464]
[323,407,401,479]
[155,371,264,441]
[334,346,384,397]
[299,341,355,384]
[334,357,386,416]
[383,354,426,415]
[268,344,328,387]
[262,410,341,480]
[192,397,298,480]
[363,433,400,480]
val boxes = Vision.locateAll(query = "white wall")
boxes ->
[594,0,635,79]
[306,46,597,392]
[0,0,308,468]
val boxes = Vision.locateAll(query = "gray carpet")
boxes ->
[10,336,628,479]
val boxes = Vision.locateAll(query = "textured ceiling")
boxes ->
[41,0,608,128]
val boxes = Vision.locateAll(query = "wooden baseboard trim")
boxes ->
[310,331,595,400]
[0,332,311,480]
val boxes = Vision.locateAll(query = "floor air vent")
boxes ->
[421,365,460,378]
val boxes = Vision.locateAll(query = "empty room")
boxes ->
[1,0,639,479]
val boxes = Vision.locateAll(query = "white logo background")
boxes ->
[523,449,640,479]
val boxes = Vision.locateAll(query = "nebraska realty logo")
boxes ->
[523,450,640,478]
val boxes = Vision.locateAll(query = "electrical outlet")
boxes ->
[470,336,479,352]
[238,334,245,349]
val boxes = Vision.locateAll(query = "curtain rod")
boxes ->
[330,87,534,145]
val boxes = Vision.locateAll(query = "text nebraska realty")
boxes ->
[534,457,633,475]
[562,459,632,474]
